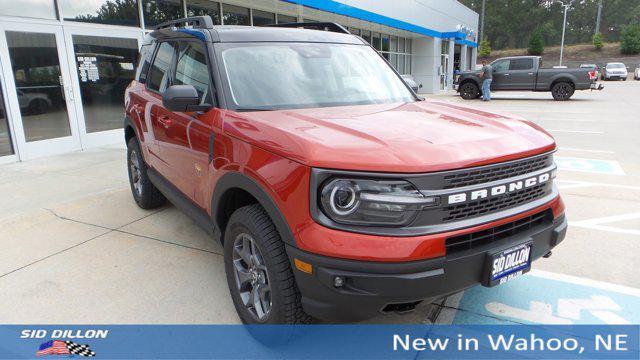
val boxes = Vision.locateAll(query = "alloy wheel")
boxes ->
[129,150,142,196]
[232,233,272,321]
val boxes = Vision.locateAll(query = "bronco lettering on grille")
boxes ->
[447,172,551,205]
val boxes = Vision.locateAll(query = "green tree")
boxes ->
[528,30,544,55]
[479,38,492,57]
[620,24,640,54]
[592,33,604,50]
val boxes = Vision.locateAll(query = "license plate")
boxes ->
[483,242,532,287]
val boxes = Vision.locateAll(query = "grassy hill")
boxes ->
[482,42,640,69]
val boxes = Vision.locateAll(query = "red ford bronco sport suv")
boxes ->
[124,17,567,324]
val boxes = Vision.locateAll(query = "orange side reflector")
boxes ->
[294,258,313,274]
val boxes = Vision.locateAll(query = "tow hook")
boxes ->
[591,83,604,91]
[543,251,553,258]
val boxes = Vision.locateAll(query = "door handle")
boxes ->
[504,73,510,76]
[528,72,534,75]
[158,116,172,129]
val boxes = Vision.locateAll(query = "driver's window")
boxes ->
[493,60,510,73]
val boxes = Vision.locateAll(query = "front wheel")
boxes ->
[459,82,480,100]
[224,204,312,324]
[551,82,574,101]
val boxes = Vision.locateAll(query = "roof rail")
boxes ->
[155,16,214,30]
[262,22,351,35]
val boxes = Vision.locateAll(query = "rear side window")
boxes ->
[147,42,176,92]
[510,58,533,71]
[174,41,211,104]
[135,44,153,83]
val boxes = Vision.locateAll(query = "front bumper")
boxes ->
[287,213,567,322]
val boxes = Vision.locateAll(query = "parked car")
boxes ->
[455,56,601,101]
[602,62,628,81]
[634,66,640,80]
[580,63,600,79]
[125,17,567,324]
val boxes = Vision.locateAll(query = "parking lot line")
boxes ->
[556,180,640,191]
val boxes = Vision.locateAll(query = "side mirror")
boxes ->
[162,85,210,112]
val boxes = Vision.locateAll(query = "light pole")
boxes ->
[558,0,573,67]
[479,0,486,42]
[595,0,604,35]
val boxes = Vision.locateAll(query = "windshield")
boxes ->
[607,63,625,69]
[217,42,415,110]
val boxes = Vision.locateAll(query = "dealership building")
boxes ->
[0,0,478,162]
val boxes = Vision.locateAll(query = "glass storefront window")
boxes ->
[6,31,72,142]
[277,14,297,23]
[0,0,57,20]
[361,30,371,44]
[398,55,405,74]
[399,37,406,53]
[406,39,412,53]
[372,33,381,50]
[143,0,185,29]
[186,0,221,24]
[389,54,397,69]
[59,0,140,27]
[222,4,249,25]
[390,36,397,53]
[348,27,360,36]
[381,34,390,52]
[71,35,139,133]
[252,9,275,26]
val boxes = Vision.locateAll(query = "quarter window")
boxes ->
[174,42,211,104]
[147,42,176,92]
[510,58,533,71]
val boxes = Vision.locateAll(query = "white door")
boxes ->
[62,25,142,148]
[0,21,82,160]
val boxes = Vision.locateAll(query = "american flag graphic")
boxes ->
[36,340,96,357]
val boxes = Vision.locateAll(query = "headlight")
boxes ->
[319,179,439,226]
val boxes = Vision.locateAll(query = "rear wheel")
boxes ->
[224,204,312,324]
[459,82,480,100]
[551,81,574,101]
[126,137,166,209]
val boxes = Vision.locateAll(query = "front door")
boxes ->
[63,26,142,148]
[0,22,81,160]
[490,59,511,91]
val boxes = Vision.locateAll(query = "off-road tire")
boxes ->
[551,81,574,101]
[224,204,312,325]
[459,82,480,100]
[126,137,166,209]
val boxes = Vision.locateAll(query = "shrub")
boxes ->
[479,38,491,58]
[592,33,604,50]
[528,30,544,55]
[620,24,640,54]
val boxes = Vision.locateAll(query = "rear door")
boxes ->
[506,58,536,90]
[490,59,510,90]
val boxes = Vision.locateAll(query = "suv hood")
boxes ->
[222,101,556,173]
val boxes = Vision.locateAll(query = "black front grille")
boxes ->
[443,183,548,222]
[442,154,552,189]
[446,210,553,255]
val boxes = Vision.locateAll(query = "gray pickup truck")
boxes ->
[455,56,603,101]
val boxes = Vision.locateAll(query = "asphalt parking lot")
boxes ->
[0,81,638,325]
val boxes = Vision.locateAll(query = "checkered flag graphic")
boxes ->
[65,341,96,357]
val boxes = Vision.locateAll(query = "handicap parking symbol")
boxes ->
[555,157,626,175]
[452,271,640,325]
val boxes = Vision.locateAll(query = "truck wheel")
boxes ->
[551,82,574,101]
[459,82,480,100]
[126,137,166,209]
[224,204,313,324]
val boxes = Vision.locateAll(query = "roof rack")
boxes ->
[155,16,214,30]
[262,22,351,35]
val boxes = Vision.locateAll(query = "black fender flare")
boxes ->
[124,116,139,142]
[211,172,297,247]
